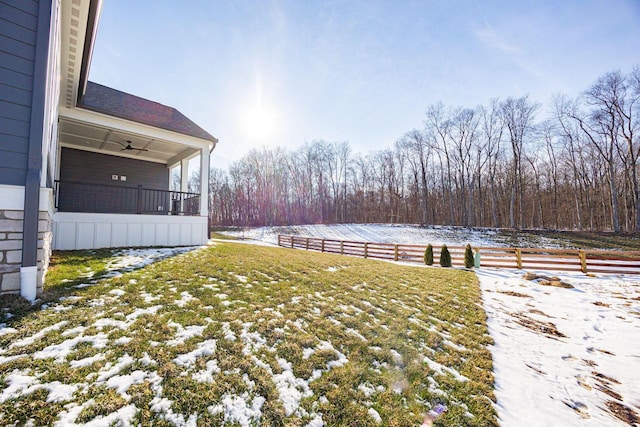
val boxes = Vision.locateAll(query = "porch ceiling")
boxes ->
[58,117,199,164]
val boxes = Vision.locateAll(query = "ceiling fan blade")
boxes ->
[115,140,128,148]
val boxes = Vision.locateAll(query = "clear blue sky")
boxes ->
[89,0,640,168]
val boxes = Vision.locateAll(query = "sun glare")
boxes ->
[243,106,277,141]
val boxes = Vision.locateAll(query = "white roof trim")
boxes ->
[59,106,215,150]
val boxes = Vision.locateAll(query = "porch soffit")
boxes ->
[58,109,202,165]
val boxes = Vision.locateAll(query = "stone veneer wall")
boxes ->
[0,210,52,296]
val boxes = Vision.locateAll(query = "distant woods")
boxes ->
[207,67,640,232]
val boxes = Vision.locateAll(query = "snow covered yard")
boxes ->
[478,269,640,426]
[219,223,590,249]
[223,224,640,426]
[0,242,496,426]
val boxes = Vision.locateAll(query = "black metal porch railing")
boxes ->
[54,180,200,216]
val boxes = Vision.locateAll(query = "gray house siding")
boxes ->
[0,0,52,296]
[57,148,172,214]
[60,147,170,189]
[0,0,39,186]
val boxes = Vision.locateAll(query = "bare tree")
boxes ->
[207,66,638,232]
[479,99,505,228]
[501,95,539,229]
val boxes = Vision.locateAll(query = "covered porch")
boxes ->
[53,92,215,250]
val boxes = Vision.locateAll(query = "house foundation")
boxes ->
[0,210,52,296]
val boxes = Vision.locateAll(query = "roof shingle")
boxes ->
[81,82,217,143]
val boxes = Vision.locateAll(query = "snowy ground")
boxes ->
[221,223,574,248]
[1,228,638,425]
[478,269,640,426]
[224,225,640,425]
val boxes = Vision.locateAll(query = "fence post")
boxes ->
[321,239,325,252]
[364,242,368,259]
[305,238,310,250]
[340,241,344,255]
[515,248,522,269]
[291,236,294,248]
[579,250,587,273]
[394,244,399,261]
[278,235,281,246]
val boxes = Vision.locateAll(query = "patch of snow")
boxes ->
[93,318,128,330]
[240,323,270,355]
[478,268,640,426]
[33,333,109,362]
[222,322,237,341]
[423,356,469,383]
[62,326,86,337]
[42,381,81,403]
[192,360,221,383]
[85,404,139,426]
[114,336,133,345]
[105,247,199,276]
[208,392,265,426]
[139,352,156,366]
[389,349,403,366]
[368,407,382,424]
[346,328,367,342]
[0,370,40,403]
[174,291,197,307]
[0,370,79,404]
[69,353,106,368]
[358,383,379,397]
[0,324,17,336]
[105,370,148,399]
[0,353,28,365]
[140,292,161,303]
[96,354,135,382]
[218,223,573,249]
[173,339,217,367]
[10,321,68,348]
[228,272,249,283]
[167,321,205,346]
[306,413,324,427]
[273,358,313,416]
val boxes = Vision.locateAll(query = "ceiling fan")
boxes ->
[115,140,148,152]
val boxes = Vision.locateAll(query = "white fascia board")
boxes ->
[167,149,201,168]
[0,185,54,212]
[59,106,215,150]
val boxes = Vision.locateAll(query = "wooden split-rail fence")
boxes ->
[277,235,640,275]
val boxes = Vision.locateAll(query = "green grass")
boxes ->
[499,229,640,250]
[0,242,497,426]
[0,249,119,318]
[533,230,640,251]
[209,231,240,240]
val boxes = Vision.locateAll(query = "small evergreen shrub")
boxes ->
[424,244,434,265]
[439,244,452,267]
[464,244,474,268]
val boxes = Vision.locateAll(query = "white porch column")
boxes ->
[200,147,210,217]
[180,158,189,213]
[180,158,189,193]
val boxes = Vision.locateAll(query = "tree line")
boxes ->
[206,67,640,232]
